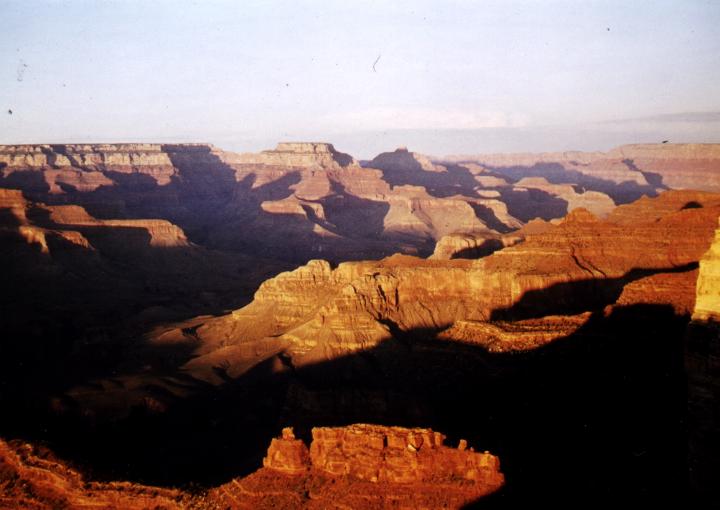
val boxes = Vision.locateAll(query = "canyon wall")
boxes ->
[3,142,718,263]
[133,189,720,387]
[686,217,720,502]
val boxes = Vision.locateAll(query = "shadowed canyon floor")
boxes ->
[1,142,720,507]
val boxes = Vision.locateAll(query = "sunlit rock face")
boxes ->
[233,142,357,168]
[0,438,190,509]
[0,426,503,510]
[211,424,503,509]
[443,143,720,202]
[3,142,719,263]
[686,216,720,503]
[693,218,720,321]
[151,190,720,385]
[3,141,720,505]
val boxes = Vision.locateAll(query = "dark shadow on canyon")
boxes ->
[0,268,693,505]
[363,154,480,199]
[491,262,699,321]
[455,161,662,204]
[497,187,569,221]
[450,238,505,259]
[9,147,411,263]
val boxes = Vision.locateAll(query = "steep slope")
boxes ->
[18,190,714,505]
[4,142,718,263]
[0,438,188,510]
[0,425,503,510]
[59,190,716,416]
[212,425,503,509]
[686,217,720,502]
[175,190,719,377]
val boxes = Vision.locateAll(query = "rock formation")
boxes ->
[693,217,720,321]
[231,142,357,169]
[0,425,503,509]
[3,141,720,505]
[443,143,720,202]
[3,142,719,263]
[211,424,503,509]
[0,438,188,509]
[686,217,720,502]
[115,189,720,389]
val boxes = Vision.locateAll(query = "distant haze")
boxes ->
[1,0,719,158]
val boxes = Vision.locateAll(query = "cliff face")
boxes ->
[212,424,503,509]
[3,142,718,263]
[3,141,720,504]
[231,142,357,168]
[156,190,720,382]
[443,143,720,202]
[693,218,720,321]
[686,217,720,502]
[0,142,523,262]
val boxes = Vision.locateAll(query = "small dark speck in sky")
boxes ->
[7,109,12,115]
[607,27,610,31]
[286,83,289,87]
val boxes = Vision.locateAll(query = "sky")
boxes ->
[1,0,719,158]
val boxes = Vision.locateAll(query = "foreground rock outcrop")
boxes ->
[0,438,188,509]
[212,424,503,509]
[0,424,503,510]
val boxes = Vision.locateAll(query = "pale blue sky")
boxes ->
[1,0,719,157]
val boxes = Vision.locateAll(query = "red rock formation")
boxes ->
[175,190,720,378]
[443,143,720,199]
[0,424,503,510]
[5,142,717,264]
[0,438,188,509]
[513,176,616,217]
[212,424,504,509]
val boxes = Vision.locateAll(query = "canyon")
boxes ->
[1,141,719,507]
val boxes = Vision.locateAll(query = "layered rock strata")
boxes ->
[443,143,720,200]
[212,424,503,509]
[0,425,503,510]
[163,190,720,383]
[0,438,188,509]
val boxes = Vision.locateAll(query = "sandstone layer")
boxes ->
[4,142,717,264]
[211,424,503,509]
[71,187,719,413]
[444,143,720,197]
[0,424,503,510]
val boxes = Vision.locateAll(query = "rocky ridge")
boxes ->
[0,424,503,509]
[117,189,720,390]
[212,425,503,509]
[4,142,718,263]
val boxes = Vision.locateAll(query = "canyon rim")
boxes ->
[2,1,720,508]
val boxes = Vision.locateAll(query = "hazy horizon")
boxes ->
[2,0,719,158]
